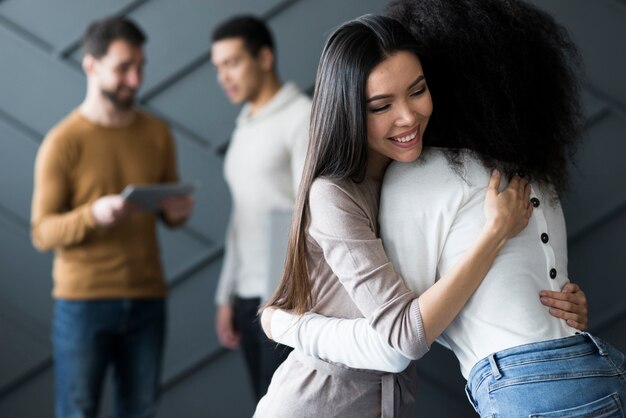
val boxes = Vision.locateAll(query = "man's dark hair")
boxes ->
[387,0,584,196]
[212,15,275,57]
[82,16,146,58]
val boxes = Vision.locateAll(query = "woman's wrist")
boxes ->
[479,219,509,251]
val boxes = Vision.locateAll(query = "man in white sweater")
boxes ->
[210,15,311,400]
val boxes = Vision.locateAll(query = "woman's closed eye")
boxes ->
[410,86,427,97]
[369,103,391,113]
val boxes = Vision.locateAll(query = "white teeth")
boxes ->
[393,131,417,143]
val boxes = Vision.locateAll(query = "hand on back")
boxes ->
[483,170,533,241]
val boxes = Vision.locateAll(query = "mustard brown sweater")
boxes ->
[31,109,182,300]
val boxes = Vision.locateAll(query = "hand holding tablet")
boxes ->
[120,182,198,212]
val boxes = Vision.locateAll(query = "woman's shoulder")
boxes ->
[311,177,358,195]
[309,177,373,214]
[310,176,358,199]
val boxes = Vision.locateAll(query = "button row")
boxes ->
[534,196,555,279]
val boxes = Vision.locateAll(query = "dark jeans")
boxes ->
[53,299,166,418]
[233,296,292,401]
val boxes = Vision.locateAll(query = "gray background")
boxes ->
[0,0,624,417]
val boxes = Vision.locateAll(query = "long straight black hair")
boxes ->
[265,15,424,313]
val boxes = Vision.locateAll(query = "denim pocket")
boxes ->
[529,392,623,417]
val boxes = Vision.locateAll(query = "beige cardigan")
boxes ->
[255,176,428,417]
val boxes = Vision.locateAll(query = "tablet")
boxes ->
[121,182,198,212]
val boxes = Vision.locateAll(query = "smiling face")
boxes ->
[88,39,144,110]
[365,51,433,171]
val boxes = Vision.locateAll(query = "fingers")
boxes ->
[548,308,587,331]
[92,195,128,226]
[561,282,581,293]
[566,319,587,331]
[216,305,240,349]
[546,306,576,321]
[160,195,194,221]
[217,323,240,348]
[523,182,531,204]
[540,288,586,305]
[218,327,240,349]
[540,295,575,312]
[539,290,575,302]
[487,169,501,195]
[540,288,588,331]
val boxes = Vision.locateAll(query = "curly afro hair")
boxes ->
[387,0,584,195]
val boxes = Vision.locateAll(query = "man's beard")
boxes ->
[101,87,136,110]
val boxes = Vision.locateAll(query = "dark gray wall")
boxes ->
[0,1,624,417]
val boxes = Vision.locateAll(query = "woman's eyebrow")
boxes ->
[366,75,425,103]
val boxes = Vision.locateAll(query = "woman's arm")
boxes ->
[264,280,590,373]
[272,171,530,362]
[265,309,411,373]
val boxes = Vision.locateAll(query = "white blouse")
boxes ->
[272,148,574,378]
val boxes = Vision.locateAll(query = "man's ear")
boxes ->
[82,55,96,75]
[258,46,275,72]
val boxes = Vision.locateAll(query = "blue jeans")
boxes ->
[465,333,626,417]
[53,299,166,418]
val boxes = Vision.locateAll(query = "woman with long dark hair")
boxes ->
[264,2,626,417]
[253,14,535,417]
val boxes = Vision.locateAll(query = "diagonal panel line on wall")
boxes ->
[139,0,303,106]
[0,244,222,399]
[168,247,222,289]
[0,203,29,233]
[141,103,213,150]
[568,200,626,246]
[0,13,53,53]
[0,247,225,399]
[0,107,44,144]
[583,107,612,130]
[583,82,626,121]
[56,0,153,58]
[140,50,212,104]
[161,348,229,392]
[263,0,303,20]
[0,358,51,401]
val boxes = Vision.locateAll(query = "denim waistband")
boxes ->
[467,333,607,387]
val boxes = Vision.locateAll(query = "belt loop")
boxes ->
[582,332,607,356]
[380,374,395,418]
[488,353,502,380]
